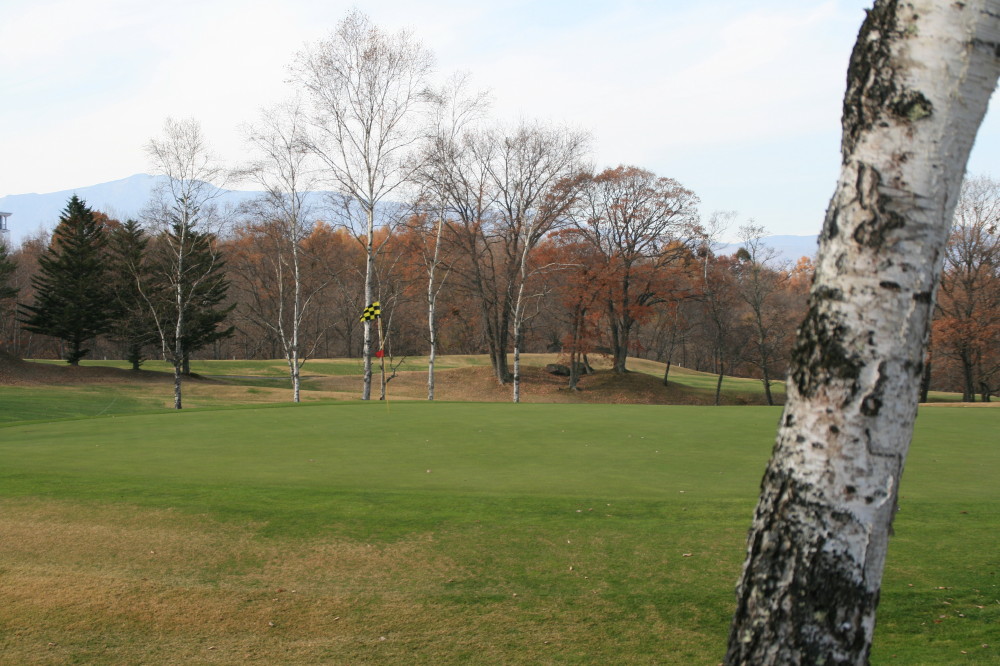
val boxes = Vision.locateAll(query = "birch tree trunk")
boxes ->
[427,211,446,401]
[363,207,374,401]
[145,118,225,411]
[726,2,1000,663]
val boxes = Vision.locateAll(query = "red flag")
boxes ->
[375,349,385,358]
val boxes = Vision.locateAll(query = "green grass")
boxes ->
[0,383,166,424]
[0,398,996,663]
[28,354,966,403]
[30,354,495,378]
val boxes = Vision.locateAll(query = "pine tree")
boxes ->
[0,239,17,302]
[106,220,160,370]
[151,221,234,376]
[19,195,111,365]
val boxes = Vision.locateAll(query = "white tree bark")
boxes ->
[145,118,226,410]
[726,2,1000,663]
[239,100,326,404]
[292,10,433,401]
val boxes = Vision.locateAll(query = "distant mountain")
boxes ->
[716,234,819,263]
[0,174,262,246]
[1,175,820,261]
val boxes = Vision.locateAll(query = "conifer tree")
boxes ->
[106,219,160,370]
[0,240,16,302]
[149,221,234,376]
[19,195,111,365]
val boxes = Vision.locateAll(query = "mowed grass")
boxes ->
[0,400,997,664]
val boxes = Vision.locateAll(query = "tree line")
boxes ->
[0,9,996,406]
[1,170,995,403]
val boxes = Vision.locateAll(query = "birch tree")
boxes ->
[416,73,489,400]
[145,117,227,410]
[238,100,327,402]
[734,222,789,406]
[725,1,1000,663]
[292,9,434,400]
[437,123,587,389]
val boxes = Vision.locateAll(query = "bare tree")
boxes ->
[237,100,328,402]
[292,9,434,400]
[416,73,489,400]
[734,222,790,406]
[145,118,228,410]
[934,174,1000,400]
[725,2,1000,662]
[436,123,588,391]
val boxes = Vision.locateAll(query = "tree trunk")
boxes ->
[725,2,1000,663]
[362,207,374,401]
[761,367,774,406]
[173,278,184,410]
[291,233,302,404]
[961,349,977,401]
[289,349,301,404]
[714,367,724,406]
[513,337,521,403]
[427,294,436,401]
[919,354,932,403]
[662,359,671,386]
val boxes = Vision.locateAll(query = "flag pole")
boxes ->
[378,314,387,404]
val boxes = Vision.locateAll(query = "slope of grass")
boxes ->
[0,401,996,664]
[28,353,969,404]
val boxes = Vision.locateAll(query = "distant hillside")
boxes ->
[0,174,263,245]
[1,174,819,260]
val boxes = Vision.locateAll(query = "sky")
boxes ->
[3,0,1000,241]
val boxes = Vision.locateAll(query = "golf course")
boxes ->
[0,355,997,664]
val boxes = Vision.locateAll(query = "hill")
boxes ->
[0,352,781,407]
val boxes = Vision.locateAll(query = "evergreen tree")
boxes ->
[106,220,160,370]
[19,195,111,365]
[151,221,234,375]
[0,240,17,302]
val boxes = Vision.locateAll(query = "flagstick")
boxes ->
[378,315,388,411]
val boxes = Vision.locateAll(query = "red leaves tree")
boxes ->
[931,174,1000,401]
[567,165,700,373]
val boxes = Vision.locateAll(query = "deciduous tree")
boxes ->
[238,100,328,402]
[292,9,434,400]
[725,2,1000,662]
[932,174,1000,400]
[733,223,791,405]
[568,166,699,373]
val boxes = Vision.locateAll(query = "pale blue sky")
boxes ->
[2,0,998,239]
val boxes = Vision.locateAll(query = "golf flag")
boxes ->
[360,301,381,322]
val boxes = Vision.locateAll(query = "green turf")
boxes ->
[29,355,494,377]
[0,400,996,663]
[0,384,165,424]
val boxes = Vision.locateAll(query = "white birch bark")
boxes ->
[292,10,433,401]
[239,100,325,404]
[427,208,447,401]
[725,2,1000,663]
[145,118,225,411]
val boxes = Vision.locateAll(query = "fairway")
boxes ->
[1,402,997,664]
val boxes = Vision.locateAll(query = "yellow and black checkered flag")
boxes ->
[360,301,381,322]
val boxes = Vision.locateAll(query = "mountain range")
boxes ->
[0,174,819,261]
[0,174,259,246]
